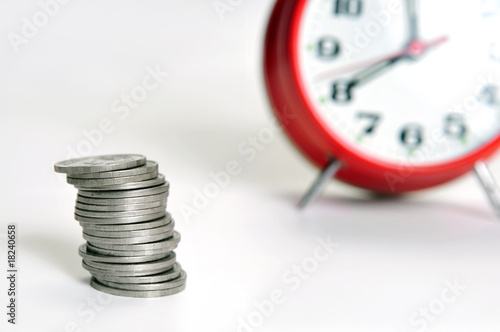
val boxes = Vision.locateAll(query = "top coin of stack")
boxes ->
[54,154,187,298]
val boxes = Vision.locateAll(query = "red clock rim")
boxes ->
[286,0,500,180]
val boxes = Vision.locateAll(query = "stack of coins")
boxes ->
[54,154,186,298]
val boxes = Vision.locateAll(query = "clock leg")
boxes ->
[298,158,342,209]
[474,160,500,216]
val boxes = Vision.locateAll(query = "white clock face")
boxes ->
[297,0,500,165]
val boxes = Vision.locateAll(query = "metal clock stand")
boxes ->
[298,158,342,209]
[299,159,500,217]
[474,161,500,216]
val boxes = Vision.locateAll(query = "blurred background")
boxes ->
[1,0,500,331]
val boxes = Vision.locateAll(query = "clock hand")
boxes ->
[331,56,403,102]
[343,55,402,88]
[315,35,449,83]
[329,36,448,103]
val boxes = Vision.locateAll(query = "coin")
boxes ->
[75,174,166,191]
[76,199,165,212]
[86,242,176,257]
[84,229,174,245]
[86,232,181,251]
[54,154,146,174]
[95,263,182,284]
[67,170,159,187]
[68,160,158,179]
[75,211,166,224]
[77,199,166,212]
[97,271,187,291]
[79,244,168,264]
[83,252,176,273]
[78,183,169,199]
[76,192,168,206]
[83,223,175,238]
[80,215,172,232]
[90,278,186,298]
[82,261,170,277]
[75,205,166,218]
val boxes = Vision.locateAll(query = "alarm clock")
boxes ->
[264,0,500,206]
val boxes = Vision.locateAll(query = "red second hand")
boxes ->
[314,35,450,82]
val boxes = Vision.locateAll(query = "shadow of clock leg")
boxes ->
[474,160,500,217]
[298,158,342,209]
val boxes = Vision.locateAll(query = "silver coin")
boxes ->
[90,278,186,298]
[83,252,176,272]
[76,199,167,212]
[75,174,166,191]
[76,192,168,206]
[75,211,166,224]
[86,242,176,257]
[76,199,166,212]
[75,205,165,218]
[84,229,174,245]
[80,215,172,232]
[83,261,170,277]
[79,244,168,264]
[97,271,187,291]
[83,222,175,238]
[68,160,158,179]
[86,232,181,251]
[85,229,175,247]
[54,154,146,174]
[95,263,182,284]
[78,183,169,199]
[83,260,176,277]
[67,170,159,187]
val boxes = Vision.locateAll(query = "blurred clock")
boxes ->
[265,0,500,204]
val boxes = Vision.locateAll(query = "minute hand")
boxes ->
[330,36,448,102]
[342,37,449,88]
[316,36,449,83]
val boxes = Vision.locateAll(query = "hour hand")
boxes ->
[332,56,404,103]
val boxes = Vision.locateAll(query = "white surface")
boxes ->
[1,1,500,331]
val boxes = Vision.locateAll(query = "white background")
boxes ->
[1,0,500,331]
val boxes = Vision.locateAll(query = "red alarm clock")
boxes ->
[264,0,500,206]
